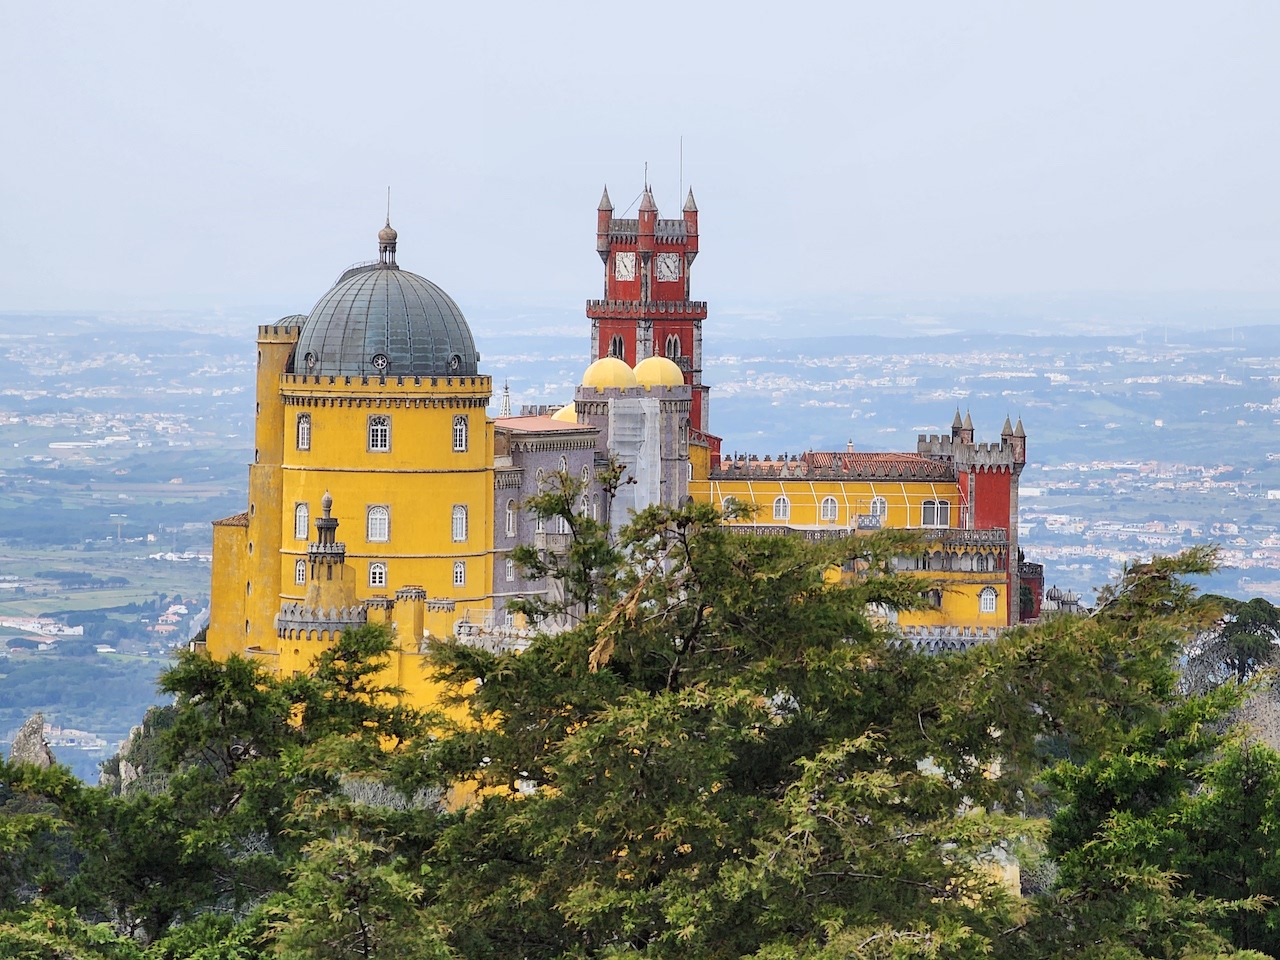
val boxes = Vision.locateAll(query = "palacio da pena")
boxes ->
[205,184,1045,690]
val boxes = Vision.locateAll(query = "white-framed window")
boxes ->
[294,559,306,585]
[773,496,790,521]
[559,455,568,473]
[820,496,838,522]
[505,500,516,538]
[665,334,681,358]
[367,505,389,542]
[452,504,468,542]
[979,587,998,614]
[609,335,625,359]
[592,493,599,521]
[722,496,736,514]
[869,496,887,518]
[505,558,515,582]
[452,415,468,453]
[369,562,387,588]
[535,468,545,486]
[581,465,590,484]
[296,413,311,451]
[504,610,515,628]
[687,462,693,481]
[368,415,390,452]
[453,560,466,586]
[679,419,689,455]
[294,502,309,540]
[535,515,545,534]
[556,514,570,535]
[921,500,951,528]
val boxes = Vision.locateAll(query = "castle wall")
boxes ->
[206,519,247,659]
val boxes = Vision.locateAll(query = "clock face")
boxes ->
[654,252,682,283]
[614,251,636,281]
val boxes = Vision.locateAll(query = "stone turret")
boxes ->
[276,492,363,642]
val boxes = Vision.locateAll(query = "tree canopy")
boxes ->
[2,494,1278,959]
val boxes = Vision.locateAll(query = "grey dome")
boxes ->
[294,264,479,379]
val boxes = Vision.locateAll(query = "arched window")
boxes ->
[773,496,790,521]
[453,561,466,587]
[556,514,570,535]
[294,559,306,585]
[869,496,887,518]
[505,558,515,582]
[368,415,390,452]
[820,496,838,522]
[505,500,516,538]
[581,465,590,484]
[976,553,988,572]
[722,496,736,515]
[296,413,311,451]
[687,462,693,481]
[592,493,599,521]
[979,587,998,614]
[367,505,389,542]
[665,334,681,358]
[535,468,545,486]
[452,504,468,542]
[559,455,568,473]
[679,419,689,455]
[609,335,626,360]
[369,562,387,588]
[294,502,309,540]
[452,415,468,453]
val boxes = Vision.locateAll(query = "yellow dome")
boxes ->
[633,355,685,389]
[581,356,637,391]
[550,403,577,423]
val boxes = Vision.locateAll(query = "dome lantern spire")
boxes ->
[378,186,398,267]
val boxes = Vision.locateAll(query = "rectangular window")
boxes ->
[296,413,311,451]
[369,562,387,588]
[294,559,306,585]
[368,415,390,452]
[922,501,936,527]
[935,501,950,528]
[294,503,310,540]
[505,558,515,582]
[453,561,466,587]
[453,415,468,453]
[452,505,468,542]
[367,505,390,542]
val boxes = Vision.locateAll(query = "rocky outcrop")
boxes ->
[7,712,55,768]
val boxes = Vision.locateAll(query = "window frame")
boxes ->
[369,561,388,588]
[451,504,468,543]
[869,496,887,518]
[505,557,515,582]
[293,502,310,541]
[609,335,625,360]
[366,505,390,543]
[453,560,466,587]
[773,495,790,521]
[294,558,306,585]
[295,413,311,451]
[979,586,998,614]
[452,415,468,453]
[820,496,838,523]
[505,500,516,538]
[367,414,391,453]
[665,334,681,358]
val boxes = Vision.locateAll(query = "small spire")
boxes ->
[598,185,613,212]
[499,381,512,418]
[1014,417,1025,437]
[962,411,973,430]
[322,491,333,518]
[639,186,657,212]
[1001,415,1014,436]
[952,408,964,429]
[683,187,697,212]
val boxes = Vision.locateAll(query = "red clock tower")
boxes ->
[588,185,716,449]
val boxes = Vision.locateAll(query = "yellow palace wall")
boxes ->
[278,374,495,625]
[689,476,1010,630]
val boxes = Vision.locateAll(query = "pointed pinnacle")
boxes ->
[684,187,698,212]
[1002,415,1014,435]
[962,411,973,430]
[952,408,964,429]
[1014,417,1025,437]
[639,186,657,212]
[598,185,612,211]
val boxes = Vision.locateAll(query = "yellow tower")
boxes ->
[208,221,494,666]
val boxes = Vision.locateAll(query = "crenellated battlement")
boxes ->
[917,434,1020,470]
[586,299,707,319]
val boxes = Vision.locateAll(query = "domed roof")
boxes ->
[633,355,685,388]
[582,356,637,391]
[550,403,578,423]
[293,232,478,379]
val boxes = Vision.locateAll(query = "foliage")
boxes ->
[6,519,1280,958]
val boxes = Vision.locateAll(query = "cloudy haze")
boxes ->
[2,2,1278,321]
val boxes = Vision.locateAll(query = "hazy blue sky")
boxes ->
[2,2,1278,319]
